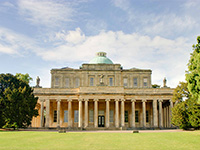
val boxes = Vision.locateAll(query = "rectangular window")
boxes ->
[75,78,80,88]
[53,110,57,122]
[110,110,114,122]
[135,111,139,123]
[125,111,128,122]
[64,110,68,122]
[109,78,113,86]
[74,110,79,123]
[143,78,148,87]
[65,78,70,88]
[146,110,149,123]
[89,110,94,122]
[123,78,128,87]
[90,78,94,86]
[133,78,138,87]
[55,77,59,86]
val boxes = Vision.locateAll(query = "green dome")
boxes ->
[89,52,113,64]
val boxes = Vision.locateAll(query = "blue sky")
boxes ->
[0,0,199,88]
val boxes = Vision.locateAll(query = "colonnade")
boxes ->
[39,98,174,129]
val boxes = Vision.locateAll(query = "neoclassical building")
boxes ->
[32,52,174,130]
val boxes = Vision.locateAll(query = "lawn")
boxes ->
[0,130,200,150]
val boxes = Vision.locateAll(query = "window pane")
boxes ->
[74,110,79,123]
[125,111,128,122]
[133,78,137,87]
[75,78,80,88]
[65,78,69,88]
[89,110,94,122]
[123,78,128,87]
[110,110,114,122]
[90,78,94,86]
[135,111,139,122]
[55,77,59,86]
[64,110,68,122]
[144,78,147,87]
[109,78,113,86]
[53,110,57,122]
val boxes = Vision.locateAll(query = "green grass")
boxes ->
[0,131,200,150]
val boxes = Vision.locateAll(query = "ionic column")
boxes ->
[94,99,99,128]
[153,99,158,128]
[159,99,163,128]
[121,99,125,127]
[57,98,61,128]
[115,99,119,128]
[78,98,83,128]
[169,99,173,127]
[84,98,89,128]
[164,107,166,128]
[40,99,45,127]
[106,98,110,128]
[131,99,136,128]
[166,106,169,128]
[68,98,72,128]
[142,99,147,128]
[45,99,50,128]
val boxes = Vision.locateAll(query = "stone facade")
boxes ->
[31,52,174,129]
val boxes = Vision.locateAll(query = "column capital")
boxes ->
[169,99,173,103]
[105,98,110,102]
[114,98,120,101]
[84,98,89,101]
[131,98,136,102]
[67,98,72,102]
[56,98,61,102]
[159,99,163,102]
[40,99,45,103]
[121,98,125,102]
[93,98,99,102]
[78,98,83,102]
[142,99,147,102]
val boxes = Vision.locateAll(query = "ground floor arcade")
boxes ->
[31,96,174,129]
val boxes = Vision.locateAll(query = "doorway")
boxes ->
[98,116,105,127]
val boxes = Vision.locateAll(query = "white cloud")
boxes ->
[0,27,40,56]
[36,28,192,87]
[55,28,85,44]
[17,0,76,27]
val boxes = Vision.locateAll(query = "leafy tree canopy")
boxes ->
[186,36,200,103]
[15,73,33,84]
[152,84,160,88]
[0,73,38,129]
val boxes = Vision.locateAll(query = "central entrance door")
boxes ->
[98,116,105,127]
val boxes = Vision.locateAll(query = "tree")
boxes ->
[15,73,33,84]
[186,36,200,103]
[0,73,38,129]
[172,82,190,103]
[152,84,160,88]
[171,82,200,129]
